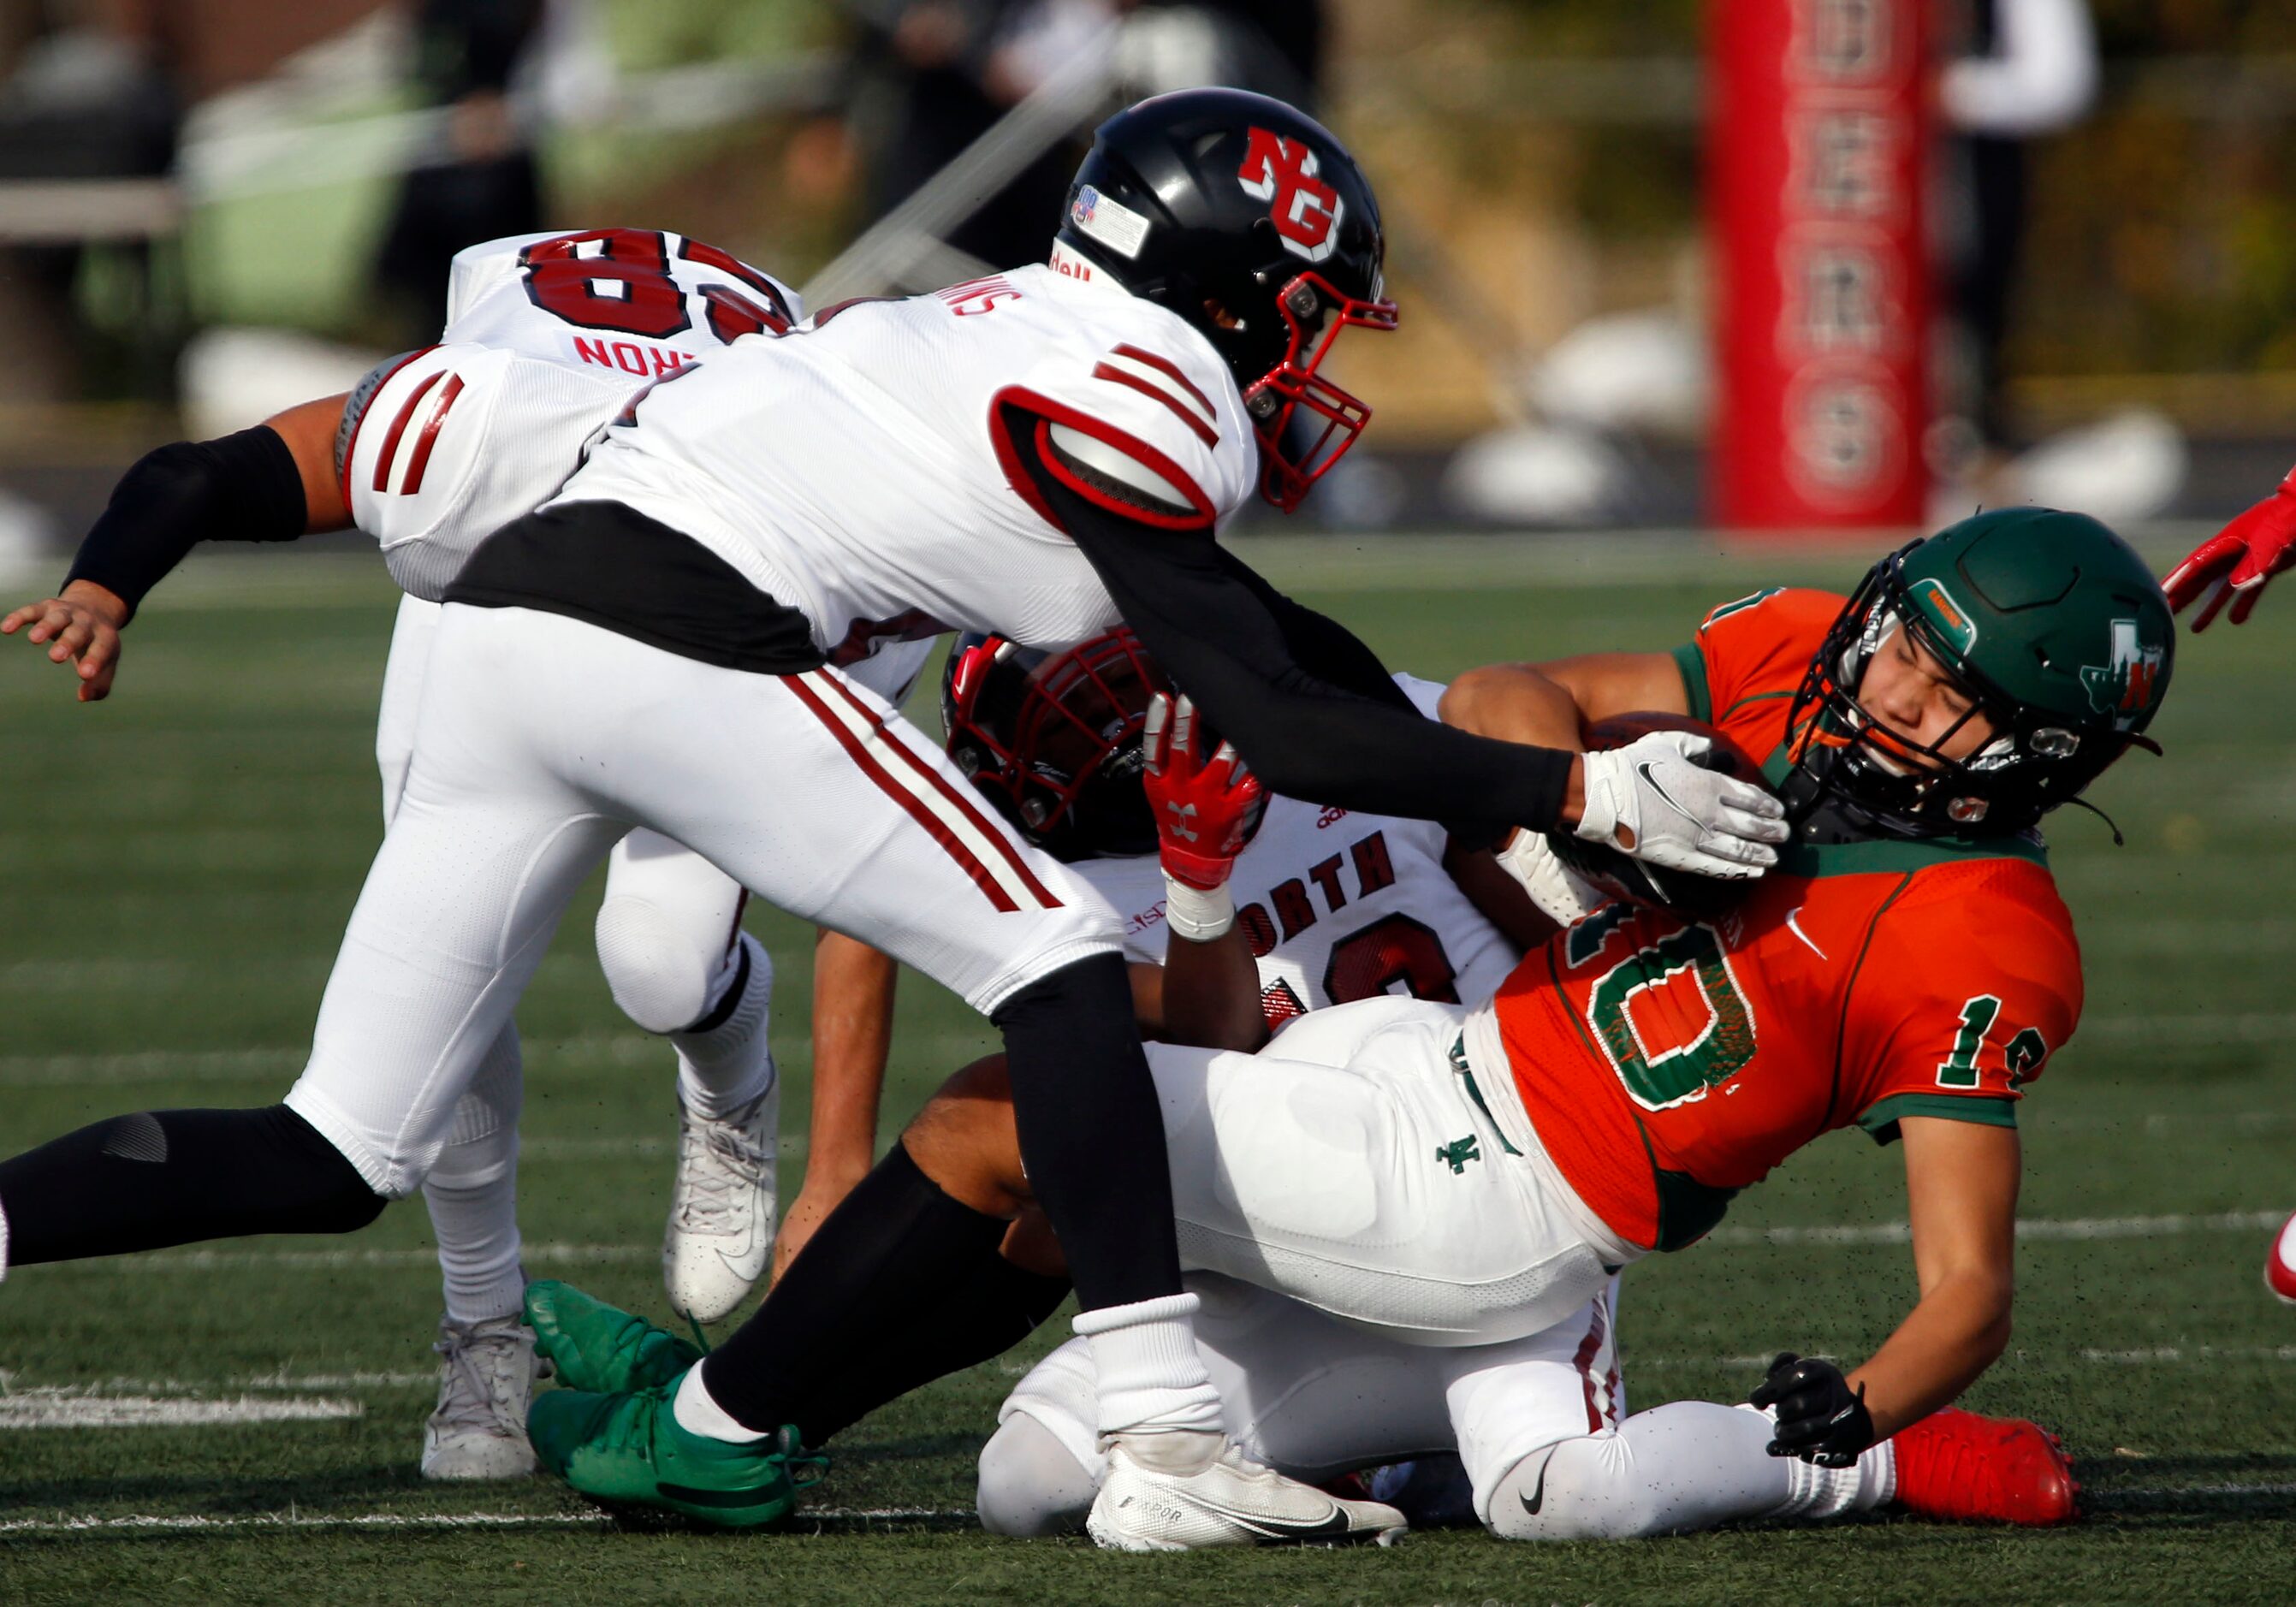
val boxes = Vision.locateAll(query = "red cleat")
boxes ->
[2266,1208,2296,1305]
[1890,1407,2079,1527]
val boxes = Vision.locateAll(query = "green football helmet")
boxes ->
[1781,507,2173,839]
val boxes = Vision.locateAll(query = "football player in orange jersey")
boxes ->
[530,507,2167,1538]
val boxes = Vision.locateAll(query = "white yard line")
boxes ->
[18,1242,656,1277]
[2078,1344,2296,1365]
[1705,1208,2283,1248]
[0,1392,363,1429]
[0,1506,972,1536]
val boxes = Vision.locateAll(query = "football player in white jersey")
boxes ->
[0,89,1786,1550]
[3,228,925,1475]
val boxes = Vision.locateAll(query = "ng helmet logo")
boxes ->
[1237,127,1344,263]
[2079,618,2166,725]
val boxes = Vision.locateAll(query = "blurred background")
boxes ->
[0,0,2292,557]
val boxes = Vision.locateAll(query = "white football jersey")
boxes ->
[1075,676,1522,1021]
[543,245,1257,661]
[343,228,801,602]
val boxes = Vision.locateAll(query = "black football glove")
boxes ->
[1748,1352,1877,1468]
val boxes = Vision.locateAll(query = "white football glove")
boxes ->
[1575,729,1789,881]
[1495,827,1609,925]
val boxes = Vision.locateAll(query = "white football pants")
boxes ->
[289,602,1118,1201]
[1143,995,1640,1347]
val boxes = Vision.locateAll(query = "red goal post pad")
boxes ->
[1708,0,1934,531]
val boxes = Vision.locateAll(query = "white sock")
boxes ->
[424,1028,525,1325]
[673,1363,769,1444]
[1071,1291,1225,1438]
[0,1195,10,1284]
[1492,1399,1896,1540]
[1739,1402,1896,1518]
[673,934,775,1120]
[424,1128,525,1325]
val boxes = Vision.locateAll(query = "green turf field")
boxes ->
[0,542,2288,1604]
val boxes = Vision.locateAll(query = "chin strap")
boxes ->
[2062,795,2126,846]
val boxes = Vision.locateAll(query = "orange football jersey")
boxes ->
[1484,588,2083,1251]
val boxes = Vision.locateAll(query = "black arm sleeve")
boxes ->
[1004,406,1574,833]
[64,425,308,621]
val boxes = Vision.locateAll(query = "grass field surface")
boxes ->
[0,541,2289,1604]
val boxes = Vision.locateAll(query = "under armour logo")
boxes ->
[1237,127,1344,263]
[1165,801,1200,843]
[1435,1134,1480,1174]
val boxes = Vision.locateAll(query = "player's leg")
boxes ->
[981,1273,1457,1538]
[560,659,1191,1432]
[418,1027,543,1480]
[593,831,776,1322]
[525,652,1387,1544]
[0,607,622,1272]
[1457,1281,1889,1540]
[376,591,549,1478]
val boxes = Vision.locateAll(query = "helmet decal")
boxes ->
[1906,577,1978,655]
[1237,127,1344,264]
[2079,618,2167,724]
[1068,184,1150,259]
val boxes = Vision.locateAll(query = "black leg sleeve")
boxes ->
[697,1142,1010,1434]
[0,1105,383,1265]
[993,950,1182,1313]
[792,1257,1071,1446]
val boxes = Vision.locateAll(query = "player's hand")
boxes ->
[1575,729,1788,881]
[2,579,128,701]
[1749,1353,1878,1468]
[1142,691,1266,891]
[2162,465,2296,630]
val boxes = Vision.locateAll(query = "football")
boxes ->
[1547,711,1773,922]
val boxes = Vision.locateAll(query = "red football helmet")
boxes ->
[942,628,1172,861]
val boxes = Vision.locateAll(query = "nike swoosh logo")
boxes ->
[1635,762,1701,828]
[1518,1448,1558,1517]
[1229,1507,1361,1543]
[1784,905,1828,959]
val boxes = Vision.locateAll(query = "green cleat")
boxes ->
[528,1381,822,1529]
[524,1279,702,1394]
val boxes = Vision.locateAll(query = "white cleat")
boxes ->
[662,1077,778,1324]
[421,1313,543,1480]
[1086,1432,1407,1552]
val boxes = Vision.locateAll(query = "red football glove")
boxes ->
[1142,691,1266,891]
[2163,462,2296,630]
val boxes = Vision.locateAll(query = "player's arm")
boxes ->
[1439,653,1689,747]
[1131,691,1272,1053]
[1854,1117,2021,1432]
[1750,1118,2020,1463]
[1,395,348,701]
[1002,440,1779,883]
[773,928,897,1280]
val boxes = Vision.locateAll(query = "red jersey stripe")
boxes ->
[1092,361,1219,448]
[1111,344,1216,421]
[810,671,1064,909]
[782,673,1021,913]
[371,369,444,494]
[399,374,466,495]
